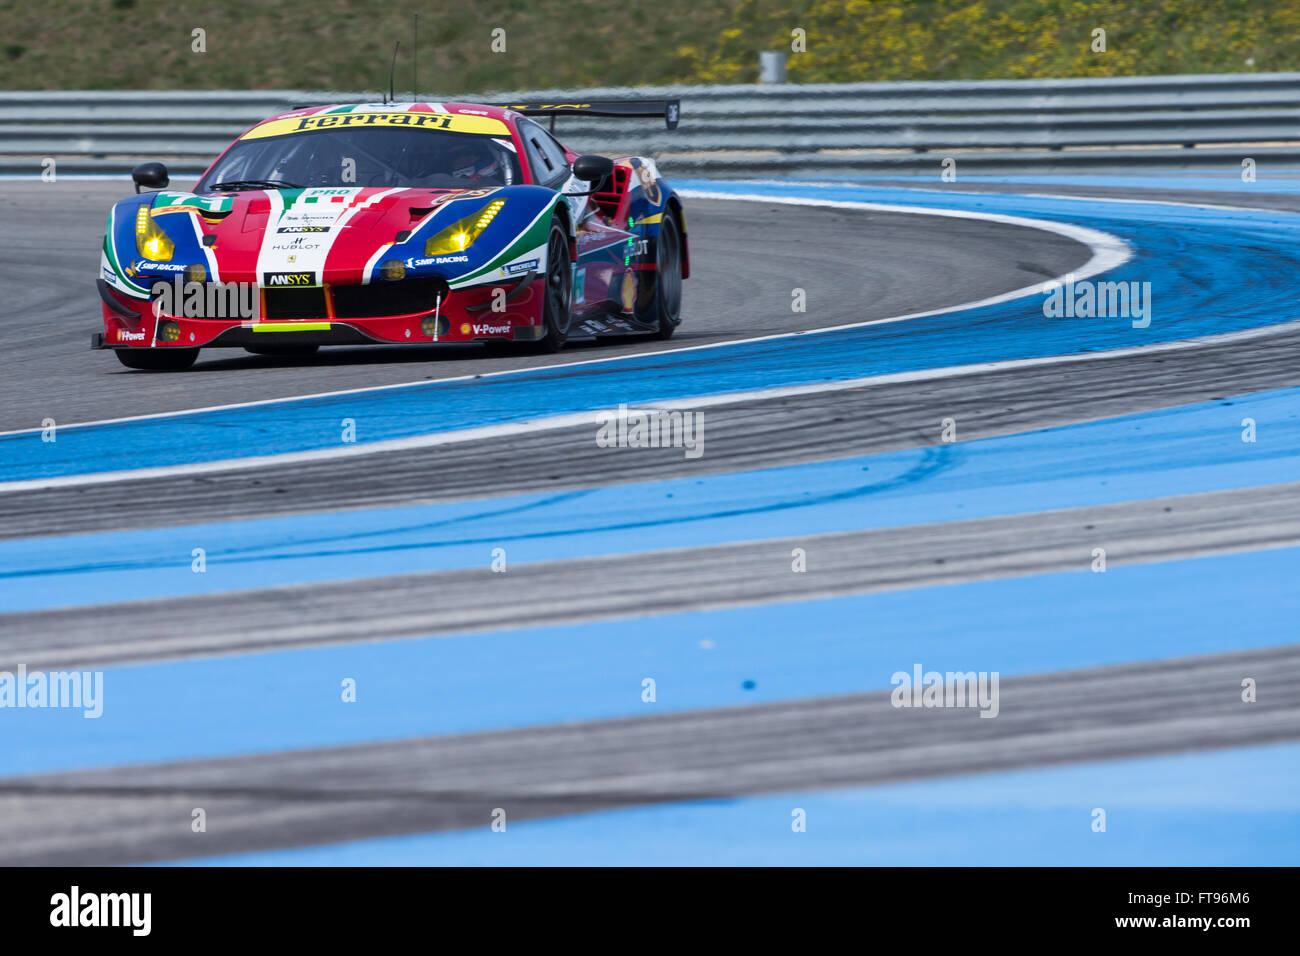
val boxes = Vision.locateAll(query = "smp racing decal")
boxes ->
[408,255,470,267]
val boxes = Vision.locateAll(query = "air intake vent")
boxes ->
[331,278,450,318]
[591,165,630,220]
[264,287,327,320]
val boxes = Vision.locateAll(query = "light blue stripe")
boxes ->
[2,545,1297,778]
[5,385,1296,614]
[9,180,1300,479]
[179,742,1300,866]
[806,171,1300,193]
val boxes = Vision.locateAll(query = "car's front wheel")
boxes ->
[114,348,199,371]
[537,220,573,352]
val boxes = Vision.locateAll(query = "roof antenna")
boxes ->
[388,40,400,106]
[413,13,418,102]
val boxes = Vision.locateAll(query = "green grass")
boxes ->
[1,0,1297,93]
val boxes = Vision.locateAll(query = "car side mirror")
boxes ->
[132,162,170,193]
[571,155,613,185]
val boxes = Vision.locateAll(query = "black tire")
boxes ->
[243,344,320,358]
[114,348,199,371]
[651,213,683,339]
[537,220,573,353]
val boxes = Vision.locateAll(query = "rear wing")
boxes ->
[499,99,680,131]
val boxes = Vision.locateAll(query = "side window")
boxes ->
[519,119,570,188]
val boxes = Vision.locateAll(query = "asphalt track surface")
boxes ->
[0,180,1085,430]
[1,176,1298,864]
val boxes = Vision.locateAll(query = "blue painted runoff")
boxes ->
[2,544,1297,778]
[3,384,1295,613]
[809,170,1300,194]
[180,742,1300,866]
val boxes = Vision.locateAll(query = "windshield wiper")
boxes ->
[209,179,304,192]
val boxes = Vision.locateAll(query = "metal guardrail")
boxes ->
[2,72,1298,177]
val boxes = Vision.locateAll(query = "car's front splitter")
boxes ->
[97,277,547,349]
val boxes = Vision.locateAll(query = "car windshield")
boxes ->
[196,127,523,192]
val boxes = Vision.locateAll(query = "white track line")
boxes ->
[0,190,1127,439]
[4,317,1297,495]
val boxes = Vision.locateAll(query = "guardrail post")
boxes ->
[759,51,788,84]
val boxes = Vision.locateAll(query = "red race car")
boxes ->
[95,99,687,370]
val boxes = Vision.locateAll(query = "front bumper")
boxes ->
[95,275,546,349]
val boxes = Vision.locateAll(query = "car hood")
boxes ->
[116,184,557,291]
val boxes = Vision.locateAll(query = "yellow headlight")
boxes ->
[135,207,174,262]
[424,200,505,257]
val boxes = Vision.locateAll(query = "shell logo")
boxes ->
[460,323,471,335]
